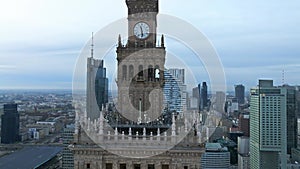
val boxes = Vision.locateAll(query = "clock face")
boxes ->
[134,22,150,39]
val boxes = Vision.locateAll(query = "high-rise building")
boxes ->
[200,82,208,110]
[62,124,75,169]
[1,103,20,144]
[201,143,230,169]
[86,56,109,121]
[192,86,200,110]
[250,80,287,169]
[193,86,200,99]
[238,136,250,169]
[164,68,187,113]
[164,70,182,113]
[291,87,300,162]
[281,85,298,154]
[215,91,225,113]
[239,114,249,137]
[168,69,184,84]
[235,84,245,105]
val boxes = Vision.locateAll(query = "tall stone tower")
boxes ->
[72,2,204,168]
[116,0,166,123]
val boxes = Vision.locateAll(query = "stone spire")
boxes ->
[172,113,176,136]
[143,128,147,140]
[118,34,122,47]
[98,110,104,135]
[115,127,118,136]
[91,32,94,58]
[129,127,132,136]
[161,34,164,47]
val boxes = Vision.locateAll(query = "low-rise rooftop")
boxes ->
[0,146,63,169]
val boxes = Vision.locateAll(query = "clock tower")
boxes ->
[116,0,166,123]
[126,0,158,48]
[72,2,204,168]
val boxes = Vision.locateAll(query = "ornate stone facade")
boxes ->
[72,122,204,169]
[72,0,204,168]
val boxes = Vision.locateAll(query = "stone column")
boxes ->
[155,162,161,169]
[113,161,118,169]
[79,161,85,169]
[127,161,133,169]
[141,160,147,169]
[74,160,79,169]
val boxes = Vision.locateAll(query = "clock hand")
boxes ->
[140,26,143,37]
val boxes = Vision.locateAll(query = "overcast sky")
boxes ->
[0,0,300,92]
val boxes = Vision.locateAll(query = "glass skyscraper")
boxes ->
[1,103,20,144]
[200,82,208,111]
[86,57,109,121]
[163,69,187,114]
[235,84,245,105]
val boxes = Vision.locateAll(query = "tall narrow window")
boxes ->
[129,65,134,80]
[148,65,153,81]
[134,164,141,169]
[162,165,169,169]
[138,65,143,80]
[106,163,113,169]
[148,164,155,169]
[155,65,160,80]
[122,65,127,80]
[120,164,127,169]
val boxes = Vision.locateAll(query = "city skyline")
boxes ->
[1,1,300,168]
[1,0,300,90]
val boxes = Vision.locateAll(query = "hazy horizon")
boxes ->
[1,0,299,91]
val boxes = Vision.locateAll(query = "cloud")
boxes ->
[0,65,16,69]
[0,0,300,89]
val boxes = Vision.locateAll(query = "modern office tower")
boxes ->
[296,87,300,118]
[281,85,298,154]
[198,83,202,111]
[250,80,287,169]
[235,84,245,105]
[215,91,226,113]
[189,97,199,110]
[200,82,208,110]
[164,68,187,113]
[193,86,200,99]
[168,68,185,84]
[239,114,249,137]
[1,103,20,144]
[226,97,238,115]
[164,70,181,113]
[192,86,200,110]
[86,56,109,121]
[201,143,230,169]
[62,124,75,169]
[238,137,250,169]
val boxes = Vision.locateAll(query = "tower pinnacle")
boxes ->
[118,34,122,47]
[91,32,94,58]
[161,34,164,47]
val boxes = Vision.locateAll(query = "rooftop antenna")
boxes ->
[282,68,285,85]
[91,32,94,58]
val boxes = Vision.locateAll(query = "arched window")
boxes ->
[122,65,127,80]
[129,65,134,79]
[155,65,160,81]
[148,65,153,81]
[138,65,143,80]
